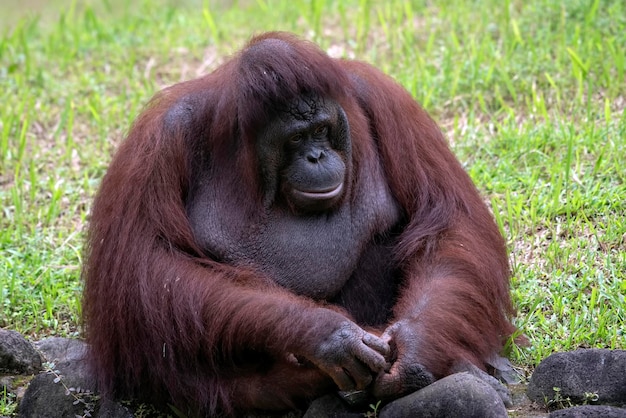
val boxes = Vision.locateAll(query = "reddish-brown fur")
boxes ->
[83,32,518,416]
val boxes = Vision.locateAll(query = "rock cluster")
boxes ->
[2,328,625,417]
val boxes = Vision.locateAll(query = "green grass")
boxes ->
[1,0,624,387]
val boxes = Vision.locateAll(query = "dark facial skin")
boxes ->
[257,96,350,212]
[282,123,345,211]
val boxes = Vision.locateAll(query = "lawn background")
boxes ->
[1,0,625,413]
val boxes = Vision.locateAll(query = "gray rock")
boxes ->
[378,372,508,418]
[97,399,135,418]
[549,405,626,418]
[34,337,87,365]
[0,376,14,391]
[488,354,523,385]
[452,360,513,406]
[19,338,132,418]
[528,349,626,406]
[0,329,42,374]
[303,394,358,418]
[18,352,95,418]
